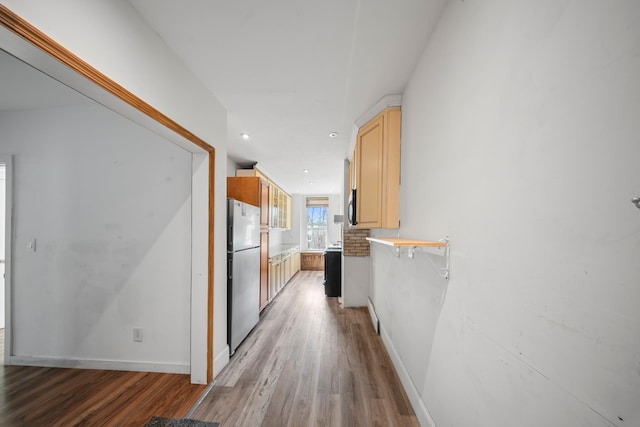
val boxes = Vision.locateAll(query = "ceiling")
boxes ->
[128,0,447,195]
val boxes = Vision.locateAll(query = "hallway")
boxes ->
[192,270,419,426]
[0,271,417,426]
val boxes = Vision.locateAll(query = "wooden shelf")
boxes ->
[366,237,447,248]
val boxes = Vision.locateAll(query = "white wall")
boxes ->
[227,157,239,178]
[371,1,640,426]
[0,104,192,370]
[341,256,369,308]
[2,0,229,382]
[327,194,343,246]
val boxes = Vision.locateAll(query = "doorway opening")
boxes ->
[1,4,214,380]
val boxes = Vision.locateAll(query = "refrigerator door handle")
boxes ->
[228,258,232,280]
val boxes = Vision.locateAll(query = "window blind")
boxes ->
[306,197,329,207]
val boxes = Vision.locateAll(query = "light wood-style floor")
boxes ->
[192,270,419,426]
[0,271,418,426]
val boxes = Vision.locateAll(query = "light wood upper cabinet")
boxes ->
[236,167,291,230]
[269,184,290,229]
[352,106,400,229]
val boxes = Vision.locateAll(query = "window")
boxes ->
[306,197,328,250]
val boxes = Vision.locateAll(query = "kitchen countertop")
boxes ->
[269,244,299,257]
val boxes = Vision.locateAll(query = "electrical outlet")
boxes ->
[133,327,143,342]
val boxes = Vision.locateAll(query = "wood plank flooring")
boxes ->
[0,360,206,426]
[0,271,418,426]
[192,270,419,427]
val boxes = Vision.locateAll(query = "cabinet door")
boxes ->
[268,258,278,300]
[260,180,269,228]
[282,196,288,229]
[278,191,284,228]
[283,255,290,283]
[259,231,269,310]
[355,113,384,228]
[301,253,310,270]
[383,108,401,228]
[270,187,277,228]
[227,176,260,207]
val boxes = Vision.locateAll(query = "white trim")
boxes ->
[9,355,189,374]
[213,345,230,378]
[354,94,403,129]
[379,321,437,427]
[190,153,209,384]
[0,155,12,365]
[367,297,379,334]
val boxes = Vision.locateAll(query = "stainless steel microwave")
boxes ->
[347,189,357,226]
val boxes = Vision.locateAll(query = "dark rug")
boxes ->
[144,416,219,427]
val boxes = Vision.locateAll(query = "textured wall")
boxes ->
[371,1,640,426]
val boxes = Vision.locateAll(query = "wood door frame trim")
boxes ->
[0,4,215,382]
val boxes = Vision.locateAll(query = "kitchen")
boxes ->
[226,164,345,352]
[1,2,638,426]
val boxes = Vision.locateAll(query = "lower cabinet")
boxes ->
[268,255,281,302]
[301,252,324,271]
[267,247,300,302]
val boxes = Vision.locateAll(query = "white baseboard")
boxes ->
[213,345,230,378]
[367,297,379,334]
[9,355,189,374]
[379,322,437,427]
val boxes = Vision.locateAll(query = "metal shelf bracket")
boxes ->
[367,236,451,279]
[414,237,450,280]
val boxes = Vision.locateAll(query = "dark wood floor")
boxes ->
[0,271,417,426]
[0,366,205,426]
[192,270,419,426]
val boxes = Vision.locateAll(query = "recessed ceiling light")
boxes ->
[241,133,250,140]
[309,181,314,185]
[329,132,338,138]
[303,169,309,173]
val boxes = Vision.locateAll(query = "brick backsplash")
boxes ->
[343,228,370,257]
